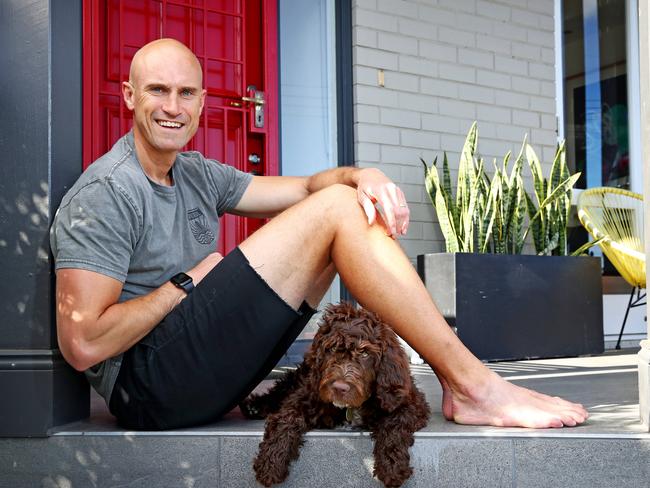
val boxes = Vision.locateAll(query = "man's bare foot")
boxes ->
[443,370,588,428]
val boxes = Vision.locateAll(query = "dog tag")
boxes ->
[346,407,353,422]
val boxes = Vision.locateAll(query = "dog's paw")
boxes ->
[239,399,264,419]
[374,463,413,488]
[254,457,290,486]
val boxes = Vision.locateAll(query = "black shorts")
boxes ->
[108,247,316,430]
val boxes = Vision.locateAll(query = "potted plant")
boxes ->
[417,122,604,361]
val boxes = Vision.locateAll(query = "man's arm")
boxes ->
[232,167,410,237]
[56,252,222,371]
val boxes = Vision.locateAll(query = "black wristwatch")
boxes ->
[170,272,194,294]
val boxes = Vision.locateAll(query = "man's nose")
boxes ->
[162,92,181,117]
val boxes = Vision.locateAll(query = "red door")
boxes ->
[82,0,278,253]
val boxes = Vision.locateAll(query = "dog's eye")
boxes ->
[360,351,369,358]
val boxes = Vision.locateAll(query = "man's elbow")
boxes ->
[58,336,99,372]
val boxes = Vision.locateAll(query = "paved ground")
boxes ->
[55,348,648,438]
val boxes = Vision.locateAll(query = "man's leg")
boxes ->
[239,184,588,428]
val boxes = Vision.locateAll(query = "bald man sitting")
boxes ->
[51,39,588,430]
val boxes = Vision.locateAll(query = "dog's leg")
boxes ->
[240,368,300,419]
[253,401,314,486]
[370,394,429,488]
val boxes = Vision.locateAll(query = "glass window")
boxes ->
[562,0,629,189]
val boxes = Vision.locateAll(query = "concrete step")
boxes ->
[2,352,650,488]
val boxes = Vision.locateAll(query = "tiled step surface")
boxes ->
[2,352,649,488]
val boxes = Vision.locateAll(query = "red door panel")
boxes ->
[83,0,278,253]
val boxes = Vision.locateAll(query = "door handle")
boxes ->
[241,96,265,105]
[244,85,265,128]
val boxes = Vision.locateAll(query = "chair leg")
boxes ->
[615,286,637,350]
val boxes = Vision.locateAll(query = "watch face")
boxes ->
[171,272,192,286]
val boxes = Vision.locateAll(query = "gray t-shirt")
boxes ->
[50,131,252,402]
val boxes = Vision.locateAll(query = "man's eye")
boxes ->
[150,87,164,94]
[181,89,193,97]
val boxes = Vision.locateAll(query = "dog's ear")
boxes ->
[375,327,412,413]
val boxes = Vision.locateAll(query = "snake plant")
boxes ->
[422,122,581,256]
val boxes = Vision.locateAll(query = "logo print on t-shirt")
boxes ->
[187,208,215,245]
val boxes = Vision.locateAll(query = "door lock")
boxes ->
[248,153,261,164]
[243,85,265,128]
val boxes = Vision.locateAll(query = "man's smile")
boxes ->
[156,119,184,129]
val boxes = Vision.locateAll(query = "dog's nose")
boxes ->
[332,381,350,394]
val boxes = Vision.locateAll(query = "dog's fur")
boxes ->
[240,303,430,487]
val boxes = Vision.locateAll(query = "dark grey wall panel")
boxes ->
[0,0,51,348]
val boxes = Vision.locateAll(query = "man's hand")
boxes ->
[355,168,410,238]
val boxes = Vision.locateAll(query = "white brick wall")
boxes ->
[352,0,557,258]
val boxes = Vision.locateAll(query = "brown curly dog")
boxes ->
[240,302,431,487]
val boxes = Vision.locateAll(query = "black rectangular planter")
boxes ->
[417,253,604,361]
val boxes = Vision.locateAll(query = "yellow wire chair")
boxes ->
[577,187,646,349]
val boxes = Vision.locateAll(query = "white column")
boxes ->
[637,0,650,431]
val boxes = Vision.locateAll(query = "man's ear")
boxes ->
[199,88,206,115]
[122,81,135,111]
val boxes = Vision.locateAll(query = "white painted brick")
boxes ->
[477,104,511,123]
[542,146,557,163]
[477,69,511,89]
[402,167,432,187]
[354,0,377,9]
[532,128,557,146]
[467,118,496,138]
[355,85,400,107]
[529,95,555,113]
[496,123,530,143]
[355,27,378,48]
[511,7,540,28]
[406,202,437,223]
[441,133,469,152]
[420,78,459,98]
[381,107,421,128]
[355,142,381,161]
[401,129,440,150]
[477,138,515,160]
[382,145,427,165]
[541,47,554,64]
[527,28,554,48]
[527,0,553,15]
[459,48,494,69]
[512,42,542,62]
[419,40,457,63]
[398,92,438,112]
[423,224,444,243]
[511,75,541,95]
[356,104,381,123]
[512,109,540,128]
[438,62,476,83]
[354,66,380,86]
[459,84,495,104]
[494,55,527,75]
[400,183,426,203]
[353,8,398,33]
[354,46,399,69]
[476,34,511,55]
[540,81,555,97]
[377,0,419,19]
[438,0,476,14]
[439,98,476,118]
[528,62,555,81]
[384,71,419,93]
[477,0,510,21]
[398,55,437,77]
[422,113,461,134]
[495,89,529,109]
[456,12,494,35]
[403,221,424,240]
[493,23,527,42]
[418,5,456,25]
[539,14,554,32]
[378,32,419,55]
[399,18,438,41]
[541,113,556,131]
[439,26,475,48]
[356,123,401,144]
